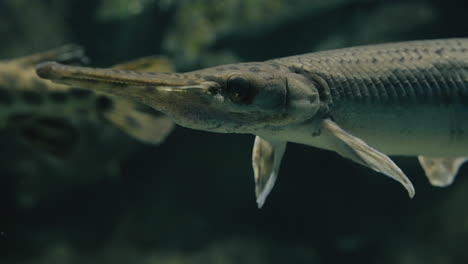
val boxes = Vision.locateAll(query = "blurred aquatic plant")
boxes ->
[97,0,159,20]
[2,1,468,264]
[0,0,69,57]
[313,2,436,51]
[163,0,313,67]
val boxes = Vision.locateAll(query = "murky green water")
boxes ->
[1,0,467,263]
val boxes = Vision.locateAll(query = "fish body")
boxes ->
[270,39,468,156]
[36,39,468,207]
[0,46,174,155]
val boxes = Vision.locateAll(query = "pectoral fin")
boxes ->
[112,56,174,72]
[103,55,175,143]
[103,96,175,144]
[97,56,176,144]
[252,136,286,208]
[418,156,467,187]
[322,119,415,198]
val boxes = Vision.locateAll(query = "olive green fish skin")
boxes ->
[274,38,468,107]
[270,39,468,156]
[33,39,468,202]
[35,39,468,156]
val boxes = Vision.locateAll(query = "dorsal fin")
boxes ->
[13,44,88,66]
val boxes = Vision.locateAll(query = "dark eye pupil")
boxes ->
[227,77,251,104]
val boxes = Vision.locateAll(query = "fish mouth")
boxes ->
[35,61,218,92]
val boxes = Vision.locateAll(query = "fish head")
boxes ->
[36,61,322,134]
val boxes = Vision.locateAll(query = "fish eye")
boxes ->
[226,76,252,104]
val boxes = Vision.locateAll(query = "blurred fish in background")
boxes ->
[0,42,174,228]
[1,0,468,264]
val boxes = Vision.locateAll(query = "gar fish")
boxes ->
[0,45,174,155]
[36,38,468,207]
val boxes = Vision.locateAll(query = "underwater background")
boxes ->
[1,0,468,263]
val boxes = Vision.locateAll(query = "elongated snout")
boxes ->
[35,62,224,130]
[36,61,209,86]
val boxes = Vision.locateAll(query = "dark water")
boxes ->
[1,0,468,263]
